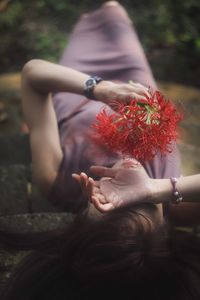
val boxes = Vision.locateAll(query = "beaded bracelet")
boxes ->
[170,177,183,204]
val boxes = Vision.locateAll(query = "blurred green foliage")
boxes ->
[0,0,200,86]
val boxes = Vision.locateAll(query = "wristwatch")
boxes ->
[83,76,103,99]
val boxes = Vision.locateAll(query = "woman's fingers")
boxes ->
[127,93,148,102]
[72,173,104,203]
[119,94,139,103]
[123,82,151,99]
[72,173,81,183]
[114,92,150,104]
[95,80,152,105]
[122,158,141,168]
[129,81,150,95]
[90,165,117,178]
[72,172,110,207]
[125,82,152,102]
[86,177,96,201]
[79,172,88,194]
[72,172,89,196]
[91,196,114,213]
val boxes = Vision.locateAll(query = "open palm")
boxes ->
[72,159,154,212]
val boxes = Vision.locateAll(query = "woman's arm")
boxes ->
[73,163,200,225]
[89,165,200,207]
[21,59,94,195]
[22,59,91,95]
[152,174,200,204]
[22,59,149,103]
[152,175,200,226]
[22,59,149,195]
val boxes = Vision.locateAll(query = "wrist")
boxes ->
[83,76,103,100]
[151,178,172,204]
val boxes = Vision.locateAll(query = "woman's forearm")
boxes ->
[22,59,150,104]
[152,174,200,204]
[22,59,91,95]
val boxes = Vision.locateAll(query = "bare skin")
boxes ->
[72,159,154,212]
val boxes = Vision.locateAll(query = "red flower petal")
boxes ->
[91,91,183,161]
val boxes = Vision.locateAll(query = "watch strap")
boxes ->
[83,76,102,100]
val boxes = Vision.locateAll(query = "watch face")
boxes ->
[87,78,95,87]
[84,76,102,99]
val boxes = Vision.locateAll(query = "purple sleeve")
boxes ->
[47,146,88,213]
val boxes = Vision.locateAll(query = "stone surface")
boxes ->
[0,135,30,165]
[0,164,31,215]
[0,165,60,214]
[0,212,75,232]
[30,185,59,213]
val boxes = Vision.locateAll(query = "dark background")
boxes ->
[0,0,200,87]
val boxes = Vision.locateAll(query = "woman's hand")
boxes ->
[93,80,150,105]
[72,159,155,213]
[90,159,154,212]
[72,172,106,206]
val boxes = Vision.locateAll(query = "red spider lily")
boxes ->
[91,91,183,161]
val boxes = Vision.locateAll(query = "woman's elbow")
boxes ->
[22,59,45,84]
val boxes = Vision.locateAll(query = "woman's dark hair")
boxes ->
[1,205,200,300]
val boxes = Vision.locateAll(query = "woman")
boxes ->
[2,2,200,299]
[20,1,199,225]
[21,1,178,210]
